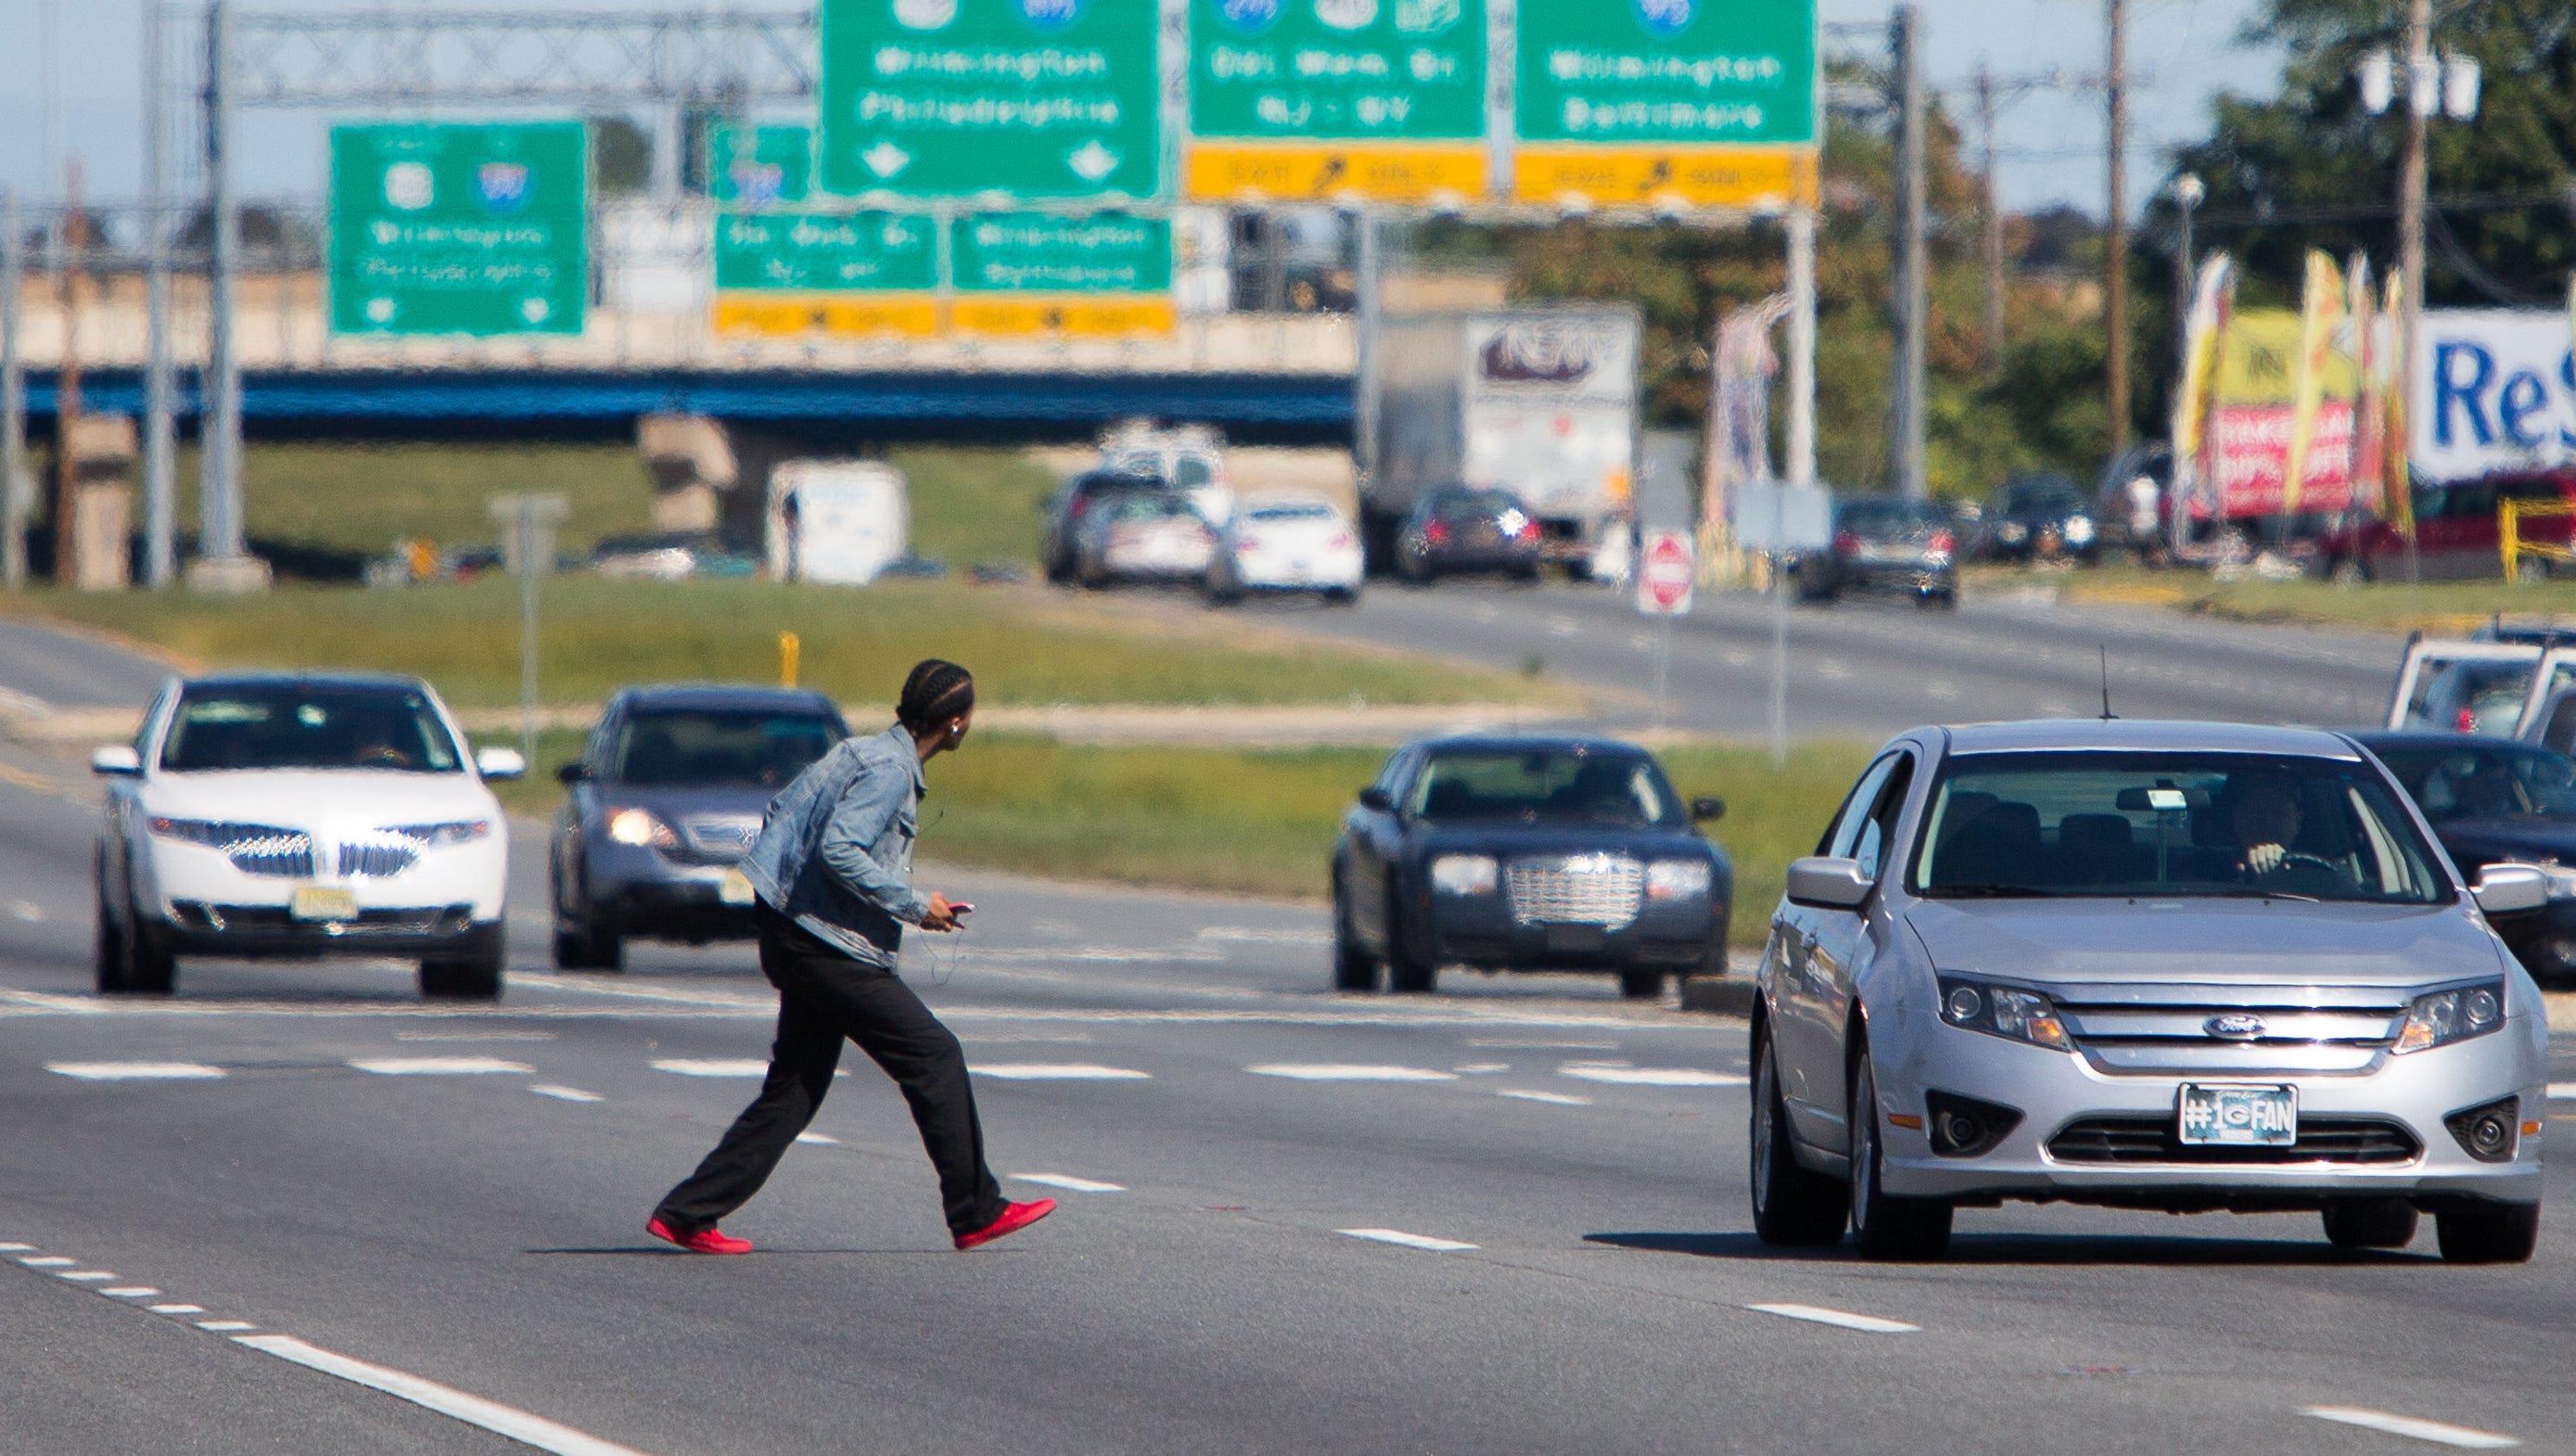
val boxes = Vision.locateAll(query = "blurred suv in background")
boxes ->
[1391,484,1545,583]
[551,685,848,970]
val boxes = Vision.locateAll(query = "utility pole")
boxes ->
[200,0,249,573]
[143,0,176,587]
[1890,3,1927,499]
[2397,0,2431,585]
[0,190,23,590]
[52,159,85,587]
[1977,65,2004,369]
[2105,0,2131,452]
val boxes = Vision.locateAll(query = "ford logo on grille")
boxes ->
[2205,1013,2266,1040]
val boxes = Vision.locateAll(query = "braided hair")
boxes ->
[897,658,976,734]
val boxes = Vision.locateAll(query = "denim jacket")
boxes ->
[740,722,931,967]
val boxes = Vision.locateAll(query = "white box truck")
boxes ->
[765,460,908,586]
[1369,307,1642,580]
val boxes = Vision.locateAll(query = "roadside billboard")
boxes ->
[2412,309,2576,484]
[1185,0,1490,205]
[1510,0,1818,211]
[2205,309,2361,517]
[328,122,587,337]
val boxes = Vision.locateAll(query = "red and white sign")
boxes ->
[1636,529,1695,616]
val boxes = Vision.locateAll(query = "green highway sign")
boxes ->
[819,0,1162,201]
[1189,0,1486,142]
[328,122,587,337]
[713,210,939,292]
[708,124,816,206]
[949,210,1175,334]
[1515,0,1817,148]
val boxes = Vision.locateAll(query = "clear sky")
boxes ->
[0,0,2282,217]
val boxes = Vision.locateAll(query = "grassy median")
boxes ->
[485,730,1871,945]
[1983,561,2576,637]
[9,575,1561,711]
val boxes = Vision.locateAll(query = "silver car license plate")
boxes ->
[2178,1083,2297,1146]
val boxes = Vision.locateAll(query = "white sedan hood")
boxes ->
[1905,897,2508,989]
[142,769,499,830]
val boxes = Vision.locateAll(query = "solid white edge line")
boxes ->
[1745,1303,1920,1334]
[1009,1173,1126,1193]
[529,1085,606,1103]
[2300,1407,2520,1449]
[1336,1228,1478,1252]
[233,1334,660,1456]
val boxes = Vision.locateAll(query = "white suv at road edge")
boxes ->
[93,672,522,999]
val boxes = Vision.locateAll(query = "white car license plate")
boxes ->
[2178,1083,2297,1146]
[717,869,757,907]
[289,885,360,922]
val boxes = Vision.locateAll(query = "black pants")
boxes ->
[654,906,1006,1239]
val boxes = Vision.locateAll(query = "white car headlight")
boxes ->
[607,807,679,849]
[2391,982,2505,1054]
[392,819,491,848]
[1431,854,1499,895]
[1645,860,1712,900]
[2064,515,2096,544]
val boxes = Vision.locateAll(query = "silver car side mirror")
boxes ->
[2472,863,2548,917]
[1786,856,1873,911]
[90,745,143,777]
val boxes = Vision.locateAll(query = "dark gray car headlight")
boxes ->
[1938,978,2072,1049]
[2390,982,2505,1055]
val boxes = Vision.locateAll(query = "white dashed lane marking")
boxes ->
[1746,1303,1919,1335]
[2301,1407,2520,1449]
[196,1320,259,1332]
[529,1085,605,1103]
[1338,1228,1478,1253]
[1009,1173,1126,1194]
[46,1062,226,1081]
[235,1335,659,1456]
[19,1256,74,1267]
[0,1242,32,1252]
[1559,1066,1746,1087]
[794,1132,839,1145]
[1250,1064,1458,1081]
[2547,1083,2576,1100]
[650,1059,782,1078]
[102,1286,159,1298]
[56,1270,116,1282]
[348,1057,534,1076]
[1498,1090,1592,1106]
[148,1304,204,1315]
[971,1064,1152,1081]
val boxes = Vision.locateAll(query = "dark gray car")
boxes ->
[550,685,848,970]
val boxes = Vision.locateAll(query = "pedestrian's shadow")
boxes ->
[1583,1231,2435,1266]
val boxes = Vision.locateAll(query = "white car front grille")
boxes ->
[336,838,420,879]
[1506,856,1644,928]
[223,831,316,879]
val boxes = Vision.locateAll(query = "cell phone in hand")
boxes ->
[949,902,975,918]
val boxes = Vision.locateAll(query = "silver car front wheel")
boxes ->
[1846,1049,1951,1261]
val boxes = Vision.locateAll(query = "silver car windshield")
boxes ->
[1909,751,2450,905]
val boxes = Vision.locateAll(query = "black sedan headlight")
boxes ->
[2391,982,2505,1055]
[1938,977,2072,1049]
[1431,854,1499,895]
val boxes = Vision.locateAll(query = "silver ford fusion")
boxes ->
[1752,720,2547,1263]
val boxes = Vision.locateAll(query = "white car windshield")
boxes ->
[160,684,464,773]
[1909,751,2449,904]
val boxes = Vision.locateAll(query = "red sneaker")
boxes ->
[646,1215,753,1255]
[953,1198,1055,1251]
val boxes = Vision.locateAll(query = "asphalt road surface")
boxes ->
[1238,580,2406,740]
[3,755,2573,1454]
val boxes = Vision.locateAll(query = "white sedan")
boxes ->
[1206,495,1363,604]
[93,671,523,999]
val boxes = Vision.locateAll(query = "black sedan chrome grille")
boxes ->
[1505,856,1643,929]
[2047,1116,2420,1165]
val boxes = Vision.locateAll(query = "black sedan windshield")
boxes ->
[2371,742,2576,821]
[612,711,842,787]
[1910,751,2448,904]
[1411,749,1683,827]
[161,684,463,773]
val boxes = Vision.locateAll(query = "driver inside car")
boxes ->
[2227,774,2351,896]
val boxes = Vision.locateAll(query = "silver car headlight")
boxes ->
[607,807,680,850]
[1645,860,1712,901]
[391,820,491,848]
[1938,977,2072,1049]
[2390,982,2504,1054]
[1431,854,1499,895]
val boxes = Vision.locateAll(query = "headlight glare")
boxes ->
[1431,854,1499,895]
[2393,981,2507,1053]
[607,808,678,849]
[1937,977,2070,1049]
[2064,515,2096,543]
[1645,859,1712,900]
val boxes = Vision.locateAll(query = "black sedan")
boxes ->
[1330,736,1731,998]
[2356,731,2576,981]
[551,685,848,970]
[1390,485,1545,583]
[1973,471,2099,563]
[1790,495,1957,607]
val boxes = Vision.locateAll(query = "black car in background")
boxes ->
[551,685,848,970]
[1330,736,1731,999]
[1790,495,1957,607]
[2356,731,2576,982]
[1974,471,2099,563]
[1041,471,1171,585]
[1390,484,1545,583]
